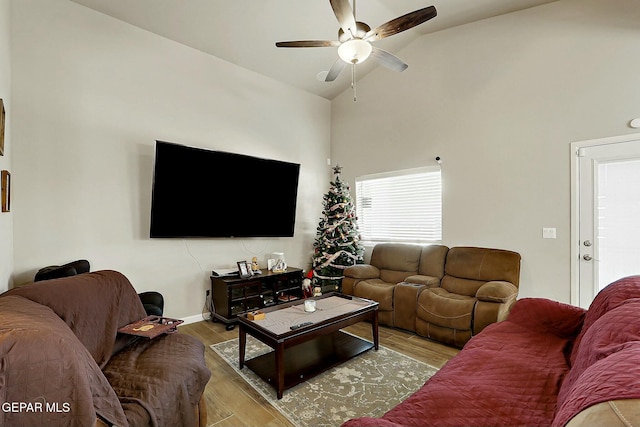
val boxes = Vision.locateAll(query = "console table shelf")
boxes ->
[210,267,303,330]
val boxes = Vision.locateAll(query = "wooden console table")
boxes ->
[210,267,303,330]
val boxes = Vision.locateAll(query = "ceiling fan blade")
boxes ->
[276,40,340,48]
[365,5,437,42]
[325,58,347,82]
[329,0,357,38]
[371,47,408,72]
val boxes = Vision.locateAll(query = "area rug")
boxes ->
[211,335,439,427]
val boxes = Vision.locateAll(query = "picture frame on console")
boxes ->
[237,261,252,278]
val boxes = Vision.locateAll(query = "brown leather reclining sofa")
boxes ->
[343,244,521,347]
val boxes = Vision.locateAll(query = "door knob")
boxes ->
[583,254,593,261]
[583,240,592,247]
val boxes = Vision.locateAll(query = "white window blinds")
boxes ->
[355,166,442,243]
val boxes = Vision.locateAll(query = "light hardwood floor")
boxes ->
[180,319,459,427]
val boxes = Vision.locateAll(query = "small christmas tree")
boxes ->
[312,165,364,292]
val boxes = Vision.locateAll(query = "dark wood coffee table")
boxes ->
[238,293,379,399]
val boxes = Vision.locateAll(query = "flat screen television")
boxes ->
[150,141,300,238]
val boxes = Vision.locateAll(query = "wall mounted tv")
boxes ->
[150,141,300,238]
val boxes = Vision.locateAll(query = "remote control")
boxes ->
[290,321,313,330]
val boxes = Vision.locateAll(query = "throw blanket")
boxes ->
[342,298,586,427]
[3,270,147,368]
[553,276,640,426]
[103,333,209,427]
[0,296,128,427]
[343,276,640,427]
[1,270,211,427]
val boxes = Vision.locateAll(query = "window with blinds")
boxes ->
[355,166,442,243]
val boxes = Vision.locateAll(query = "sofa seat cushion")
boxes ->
[354,280,395,311]
[417,287,475,330]
[103,332,211,427]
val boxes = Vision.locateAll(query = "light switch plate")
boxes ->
[542,228,557,239]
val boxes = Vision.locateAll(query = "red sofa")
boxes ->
[342,276,640,427]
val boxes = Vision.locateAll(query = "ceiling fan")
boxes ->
[276,0,437,100]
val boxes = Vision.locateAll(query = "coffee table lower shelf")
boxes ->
[245,330,374,396]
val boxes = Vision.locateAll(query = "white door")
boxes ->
[572,135,640,308]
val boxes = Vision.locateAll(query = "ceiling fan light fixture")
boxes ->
[338,39,372,64]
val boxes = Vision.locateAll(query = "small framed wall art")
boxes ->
[1,170,9,212]
[0,98,5,156]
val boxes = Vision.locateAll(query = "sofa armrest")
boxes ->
[404,275,440,287]
[342,265,381,295]
[476,281,518,303]
[344,264,380,280]
[473,282,519,334]
[506,297,586,338]
[565,400,640,427]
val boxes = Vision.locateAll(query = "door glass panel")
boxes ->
[596,158,640,290]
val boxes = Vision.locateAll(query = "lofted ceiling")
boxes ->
[71,0,558,100]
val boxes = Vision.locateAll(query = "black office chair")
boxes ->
[34,260,164,316]
[34,259,90,282]
[138,291,164,316]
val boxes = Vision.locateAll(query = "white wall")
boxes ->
[10,0,331,319]
[331,0,640,303]
[0,0,12,292]
[10,0,640,314]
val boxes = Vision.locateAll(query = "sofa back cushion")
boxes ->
[442,247,521,296]
[3,270,146,368]
[569,275,640,366]
[554,299,640,426]
[370,243,422,284]
[417,244,449,278]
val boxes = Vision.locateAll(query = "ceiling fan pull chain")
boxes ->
[352,62,357,102]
